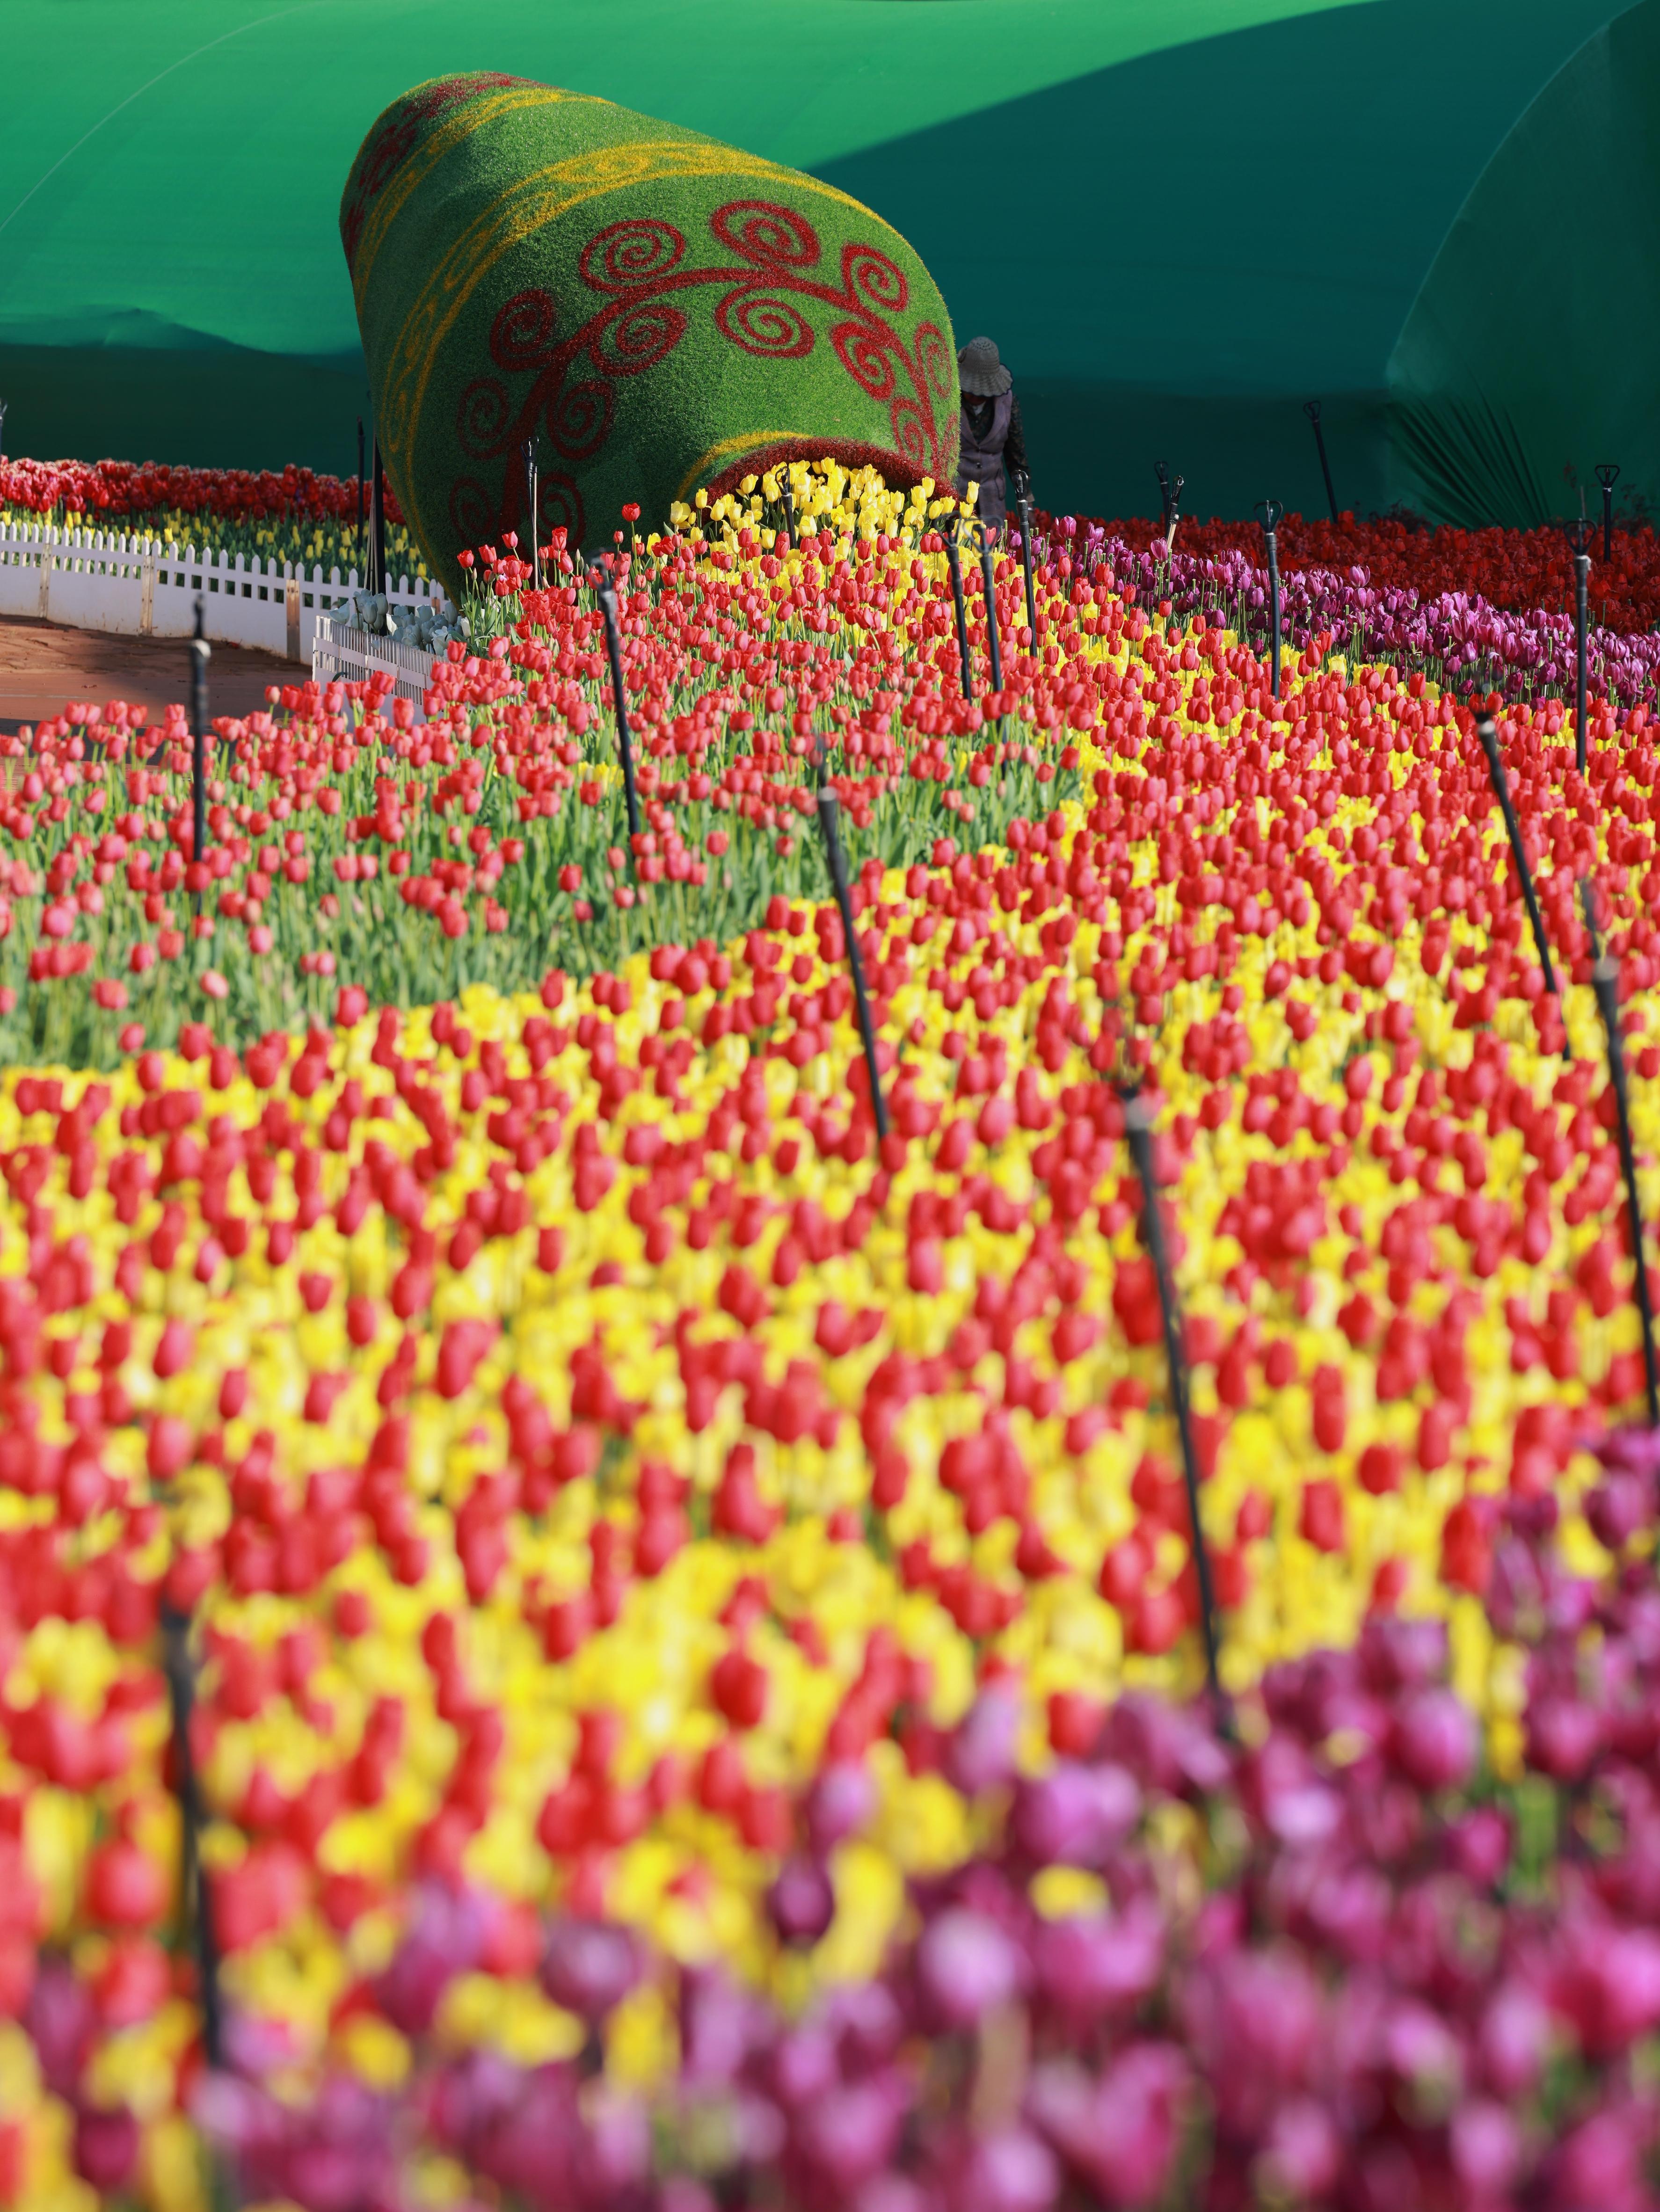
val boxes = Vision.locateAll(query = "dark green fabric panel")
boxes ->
[1388,0,1660,527]
[814,0,1624,523]
[0,345,368,477]
[0,0,1638,523]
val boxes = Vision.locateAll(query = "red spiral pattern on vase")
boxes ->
[446,196,949,550]
[711,202,820,271]
[580,220,687,294]
[342,74,529,270]
[717,291,815,360]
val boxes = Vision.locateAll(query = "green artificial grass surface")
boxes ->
[342,74,959,596]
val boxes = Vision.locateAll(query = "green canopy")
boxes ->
[0,0,1651,525]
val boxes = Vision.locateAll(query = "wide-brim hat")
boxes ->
[958,335,1012,397]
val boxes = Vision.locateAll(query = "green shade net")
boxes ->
[341,74,957,594]
[1388,0,1660,527]
[0,0,1646,525]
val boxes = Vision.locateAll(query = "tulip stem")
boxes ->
[1119,1087,1230,1726]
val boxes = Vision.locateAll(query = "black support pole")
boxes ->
[161,1604,224,2070]
[356,418,365,568]
[978,527,1004,694]
[371,438,387,597]
[1566,514,1593,779]
[1597,464,1620,566]
[944,525,974,700]
[1119,1088,1228,1719]
[1256,500,1284,699]
[1585,893,1660,1426]
[1476,713,1564,1047]
[590,557,641,843]
[1304,399,1340,524]
[817,789,889,1143]
[1013,470,1038,643]
[523,437,540,589]
[189,598,210,897]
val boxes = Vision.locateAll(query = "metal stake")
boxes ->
[589,556,641,842]
[1566,512,1593,779]
[816,789,888,1142]
[1155,461,1172,539]
[1158,466,1185,558]
[1304,399,1339,523]
[1596,463,1620,566]
[1583,882,1660,1426]
[189,599,210,900]
[522,437,541,589]
[371,439,389,598]
[1119,1088,1228,1715]
[944,524,973,700]
[779,469,796,553]
[978,526,1004,694]
[161,1604,224,2069]
[1255,500,1284,699]
[356,418,365,568]
[1476,713,1564,1039]
[1013,469,1038,642]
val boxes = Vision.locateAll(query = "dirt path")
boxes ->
[0,614,302,734]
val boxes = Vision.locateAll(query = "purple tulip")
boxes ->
[26,1959,95,2098]
[1258,2097,1342,2198]
[794,2075,908,2190]
[1451,2101,1524,2197]
[948,2127,1060,2212]
[73,2106,139,2195]
[769,2023,839,2110]
[1009,1762,1140,1868]
[1478,1979,1554,2097]
[807,1761,878,1854]
[1028,2045,1188,2209]
[1390,1687,1477,1794]
[1587,1473,1650,1551]
[947,1689,1022,1798]
[1448,1805,1512,1888]
[1527,1699,1604,1783]
[1034,1901,1164,2024]
[1550,1925,1660,2059]
[853,2178,936,2212]
[917,1908,1024,2030]
[1359,1615,1449,1695]
[573,2085,651,2203]
[541,1917,643,2023]
[768,1855,837,1947]
[375,1882,488,2034]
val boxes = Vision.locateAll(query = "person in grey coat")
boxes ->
[953,335,1029,534]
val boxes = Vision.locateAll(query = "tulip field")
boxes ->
[2,454,1660,2207]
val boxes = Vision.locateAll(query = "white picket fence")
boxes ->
[0,519,448,665]
[312,616,438,712]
